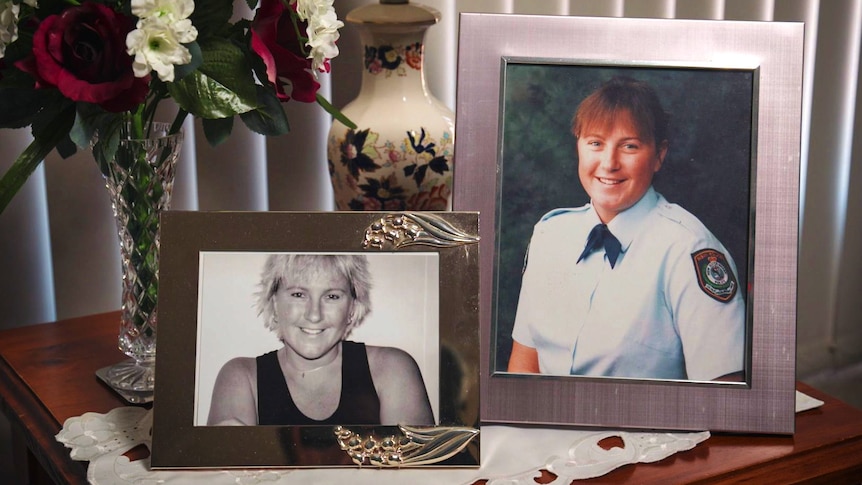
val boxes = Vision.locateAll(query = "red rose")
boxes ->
[14,2,149,112]
[250,0,319,103]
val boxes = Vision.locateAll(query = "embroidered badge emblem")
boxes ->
[691,248,738,302]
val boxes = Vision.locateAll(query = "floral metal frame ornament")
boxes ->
[454,14,803,434]
[151,211,480,468]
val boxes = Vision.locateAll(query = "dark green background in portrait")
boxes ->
[493,63,754,372]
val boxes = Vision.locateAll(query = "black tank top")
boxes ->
[256,341,381,425]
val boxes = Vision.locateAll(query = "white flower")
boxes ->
[131,0,195,22]
[306,12,341,72]
[295,0,343,72]
[126,0,198,82]
[291,0,309,21]
[0,1,21,59]
[126,16,195,82]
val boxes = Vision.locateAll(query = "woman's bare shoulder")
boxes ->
[209,356,259,426]
[364,344,433,425]
[216,356,257,381]
[222,355,257,369]
[365,345,418,369]
[364,345,424,385]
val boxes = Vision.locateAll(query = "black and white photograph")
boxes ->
[195,252,440,427]
[150,211,480,468]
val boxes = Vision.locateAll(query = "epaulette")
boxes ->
[655,201,708,238]
[539,205,589,222]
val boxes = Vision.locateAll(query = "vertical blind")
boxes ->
[0,0,860,378]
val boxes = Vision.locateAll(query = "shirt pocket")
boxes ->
[529,269,589,351]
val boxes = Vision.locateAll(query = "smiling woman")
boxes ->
[508,76,746,382]
[206,253,434,427]
[573,77,668,224]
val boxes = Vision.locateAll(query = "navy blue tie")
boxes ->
[577,224,621,269]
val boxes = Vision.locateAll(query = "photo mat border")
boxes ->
[454,13,802,433]
[151,211,481,468]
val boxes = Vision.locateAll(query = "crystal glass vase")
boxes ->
[100,122,182,393]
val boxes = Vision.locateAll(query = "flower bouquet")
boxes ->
[0,0,354,213]
[0,0,353,394]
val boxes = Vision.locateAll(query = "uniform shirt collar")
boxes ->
[603,186,659,253]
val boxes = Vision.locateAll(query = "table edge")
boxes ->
[0,353,88,485]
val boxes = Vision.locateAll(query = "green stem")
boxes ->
[142,92,164,135]
[170,109,189,135]
[317,93,357,129]
[0,104,75,215]
[0,139,54,215]
[127,107,145,139]
[289,7,310,58]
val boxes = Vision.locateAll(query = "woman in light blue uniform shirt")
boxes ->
[508,77,745,381]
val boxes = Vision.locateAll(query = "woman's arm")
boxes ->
[507,340,540,373]
[367,346,435,426]
[207,357,258,426]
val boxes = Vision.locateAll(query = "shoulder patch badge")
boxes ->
[691,249,738,303]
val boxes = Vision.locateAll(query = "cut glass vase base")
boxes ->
[96,363,155,404]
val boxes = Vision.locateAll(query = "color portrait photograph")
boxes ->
[494,63,754,383]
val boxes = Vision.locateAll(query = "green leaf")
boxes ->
[56,135,77,159]
[317,93,357,129]
[202,117,234,146]
[35,0,74,17]
[0,87,52,128]
[167,39,260,119]
[0,27,33,64]
[240,85,290,137]
[173,42,204,81]
[0,102,76,215]
[189,0,233,39]
[91,119,124,177]
[70,103,120,150]
[0,63,31,87]
[0,70,59,129]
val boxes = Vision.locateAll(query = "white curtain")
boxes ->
[1,0,860,382]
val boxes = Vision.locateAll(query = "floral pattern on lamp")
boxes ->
[328,0,454,212]
[330,126,452,211]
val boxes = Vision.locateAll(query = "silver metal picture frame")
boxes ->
[454,13,802,433]
[151,211,480,468]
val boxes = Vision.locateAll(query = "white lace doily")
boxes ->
[55,392,822,484]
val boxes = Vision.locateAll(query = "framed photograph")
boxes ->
[151,211,480,468]
[454,14,803,433]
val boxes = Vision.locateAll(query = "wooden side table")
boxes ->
[1,312,862,484]
[0,312,129,484]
